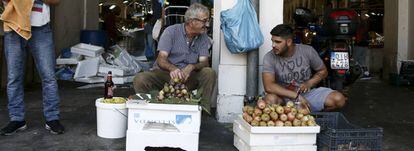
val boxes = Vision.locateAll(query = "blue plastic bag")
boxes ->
[221,0,264,54]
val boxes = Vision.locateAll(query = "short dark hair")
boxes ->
[270,24,294,39]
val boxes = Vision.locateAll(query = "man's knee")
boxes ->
[133,72,151,92]
[264,93,283,104]
[200,67,216,80]
[325,91,346,110]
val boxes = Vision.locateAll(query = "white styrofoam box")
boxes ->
[98,64,129,77]
[126,101,201,133]
[71,43,104,57]
[216,95,244,123]
[233,115,320,146]
[234,135,316,151]
[219,32,247,66]
[126,130,199,151]
[56,54,83,65]
[112,76,134,84]
[74,77,104,83]
[218,65,246,95]
[74,57,100,78]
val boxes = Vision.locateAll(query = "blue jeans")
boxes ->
[4,24,60,122]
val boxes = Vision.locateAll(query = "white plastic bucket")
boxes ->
[95,97,128,139]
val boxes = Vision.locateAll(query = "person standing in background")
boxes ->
[0,0,64,135]
[354,11,371,79]
[144,14,156,62]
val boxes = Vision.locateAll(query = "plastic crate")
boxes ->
[311,112,383,151]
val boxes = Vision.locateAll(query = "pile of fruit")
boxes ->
[242,97,317,127]
[153,78,199,104]
[101,97,127,104]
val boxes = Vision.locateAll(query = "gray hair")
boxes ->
[184,3,210,22]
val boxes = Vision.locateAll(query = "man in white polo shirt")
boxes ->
[0,0,63,135]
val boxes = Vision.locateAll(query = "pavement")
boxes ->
[0,76,413,151]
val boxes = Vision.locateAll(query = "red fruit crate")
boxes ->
[311,112,383,151]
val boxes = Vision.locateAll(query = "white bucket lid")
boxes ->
[96,97,126,109]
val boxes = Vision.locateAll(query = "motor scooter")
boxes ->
[294,8,362,90]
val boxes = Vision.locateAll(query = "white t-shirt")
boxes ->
[30,0,50,26]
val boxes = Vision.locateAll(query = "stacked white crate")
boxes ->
[126,100,202,151]
[233,115,320,151]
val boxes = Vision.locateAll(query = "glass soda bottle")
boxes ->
[104,71,114,99]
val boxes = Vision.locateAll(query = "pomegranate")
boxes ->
[301,115,309,122]
[269,105,276,112]
[284,106,292,114]
[257,99,266,109]
[307,115,315,121]
[246,106,254,115]
[270,112,278,120]
[259,121,267,126]
[251,120,259,126]
[284,121,293,126]
[296,113,304,120]
[261,113,270,122]
[292,119,301,126]
[244,114,253,123]
[287,112,296,121]
[242,106,249,112]
[254,107,262,116]
[253,115,261,121]
[267,120,275,127]
[243,112,249,119]
[275,106,284,114]
[307,119,317,126]
[301,121,308,126]
[279,113,288,121]
[275,120,284,126]
[263,107,272,114]
[298,108,310,115]
[286,101,295,108]
[290,108,298,114]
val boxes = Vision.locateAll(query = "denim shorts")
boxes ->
[302,87,334,111]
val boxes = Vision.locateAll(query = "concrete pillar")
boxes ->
[383,0,414,79]
[397,0,409,74]
[409,1,414,59]
[383,0,399,78]
[53,0,99,53]
[258,0,284,93]
[213,0,247,123]
[213,0,283,123]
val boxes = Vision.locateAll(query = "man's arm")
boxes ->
[299,66,328,93]
[187,56,209,71]
[44,0,59,5]
[181,56,209,81]
[157,50,185,79]
[157,51,177,71]
[262,72,298,99]
[263,72,311,110]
